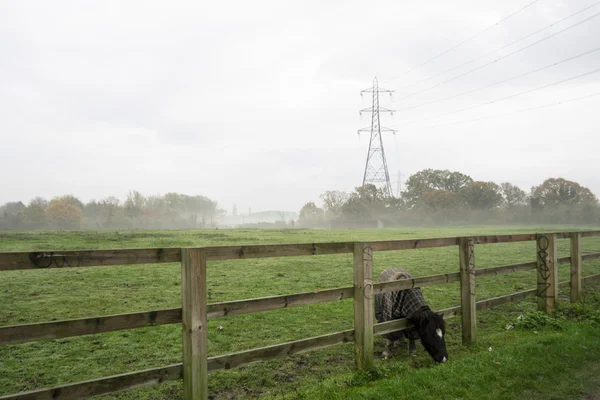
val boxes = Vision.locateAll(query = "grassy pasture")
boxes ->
[1,226,600,399]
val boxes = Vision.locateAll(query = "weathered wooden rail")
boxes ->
[1,231,600,400]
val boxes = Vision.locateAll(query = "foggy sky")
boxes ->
[1,0,599,214]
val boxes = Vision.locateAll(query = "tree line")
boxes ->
[298,169,600,227]
[3,170,597,230]
[0,191,223,230]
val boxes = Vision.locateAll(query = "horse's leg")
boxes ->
[409,338,417,357]
[382,331,404,359]
[392,335,405,349]
[382,339,394,359]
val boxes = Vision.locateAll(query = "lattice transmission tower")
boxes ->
[358,77,397,198]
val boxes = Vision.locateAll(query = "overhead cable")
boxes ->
[392,0,600,93]
[395,47,600,112]
[391,10,600,103]
[383,0,542,84]
[400,92,600,131]
[390,67,600,128]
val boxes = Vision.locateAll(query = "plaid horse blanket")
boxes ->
[375,267,428,325]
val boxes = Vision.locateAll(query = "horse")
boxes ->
[374,267,448,363]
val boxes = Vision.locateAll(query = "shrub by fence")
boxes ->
[1,231,600,399]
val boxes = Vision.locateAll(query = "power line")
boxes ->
[399,91,600,131]
[391,67,600,128]
[393,1,600,94]
[395,46,600,112]
[391,10,600,103]
[383,0,542,84]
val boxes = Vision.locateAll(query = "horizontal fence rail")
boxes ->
[206,286,354,318]
[0,304,456,400]
[476,261,536,277]
[3,252,600,346]
[582,252,600,261]
[0,329,356,400]
[369,237,458,251]
[0,363,184,400]
[203,242,354,260]
[0,308,183,345]
[373,272,460,295]
[0,248,182,271]
[472,234,536,244]
[2,231,600,400]
[0,287,354,345]
[581,231,600,237]
[10,271,600,400]
[476,288,537,310]
[2,231,597,271]
[208,329,355,371]
[583,272,600,283]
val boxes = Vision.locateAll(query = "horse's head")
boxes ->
[416,310,448,364]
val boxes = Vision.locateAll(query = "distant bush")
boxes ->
[45,200,83,229]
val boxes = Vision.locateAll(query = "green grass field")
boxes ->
[1,226,600,399]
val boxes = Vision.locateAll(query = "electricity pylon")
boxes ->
[358,77,396,198]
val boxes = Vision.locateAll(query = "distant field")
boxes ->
[1,226,600,399]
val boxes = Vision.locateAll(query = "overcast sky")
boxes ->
[1,0,599,213]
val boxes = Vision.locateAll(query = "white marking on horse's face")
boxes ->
[442,356,447,363]
[436,328,443,339]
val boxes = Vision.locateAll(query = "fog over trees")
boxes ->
[298,169,599,228]
[1,169,597,230]
[0,191,222,230]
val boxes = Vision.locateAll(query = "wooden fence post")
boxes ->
[570,232,582,303]
[181,248,208,400]
[353,242,373,370]
[536,233,558,313]
[459,237,476,345]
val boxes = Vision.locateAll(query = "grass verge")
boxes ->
[279,285,600,400]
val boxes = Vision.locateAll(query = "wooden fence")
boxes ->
[1,231,600,399]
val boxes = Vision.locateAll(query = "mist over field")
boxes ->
[1,0,600,219]
[1,169,598,230]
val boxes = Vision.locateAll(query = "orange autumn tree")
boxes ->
[45,195,83,229]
